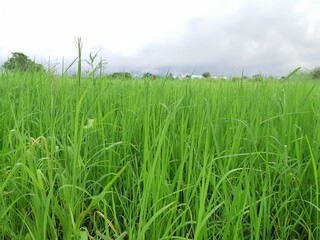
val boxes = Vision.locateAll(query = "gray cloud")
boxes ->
[2,1,319,77]
[105,1,320,76]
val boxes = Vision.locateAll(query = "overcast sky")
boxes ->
[1,0,319,76]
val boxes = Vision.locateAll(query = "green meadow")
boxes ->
[1,71,320,239]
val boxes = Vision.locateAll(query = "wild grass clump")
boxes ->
[0,72,320,239]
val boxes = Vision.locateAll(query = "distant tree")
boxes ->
[167,73,174,79]
[143,72,153,78]
[3,52,44,72]
[311,67,320,79]
[202,72,211,78]
[111,72,132,79]
[252,74,262,78]
[252,73,263,81]
[143,72,158,79]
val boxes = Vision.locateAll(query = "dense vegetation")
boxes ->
[2,52,44,72]
[0,71,320,239]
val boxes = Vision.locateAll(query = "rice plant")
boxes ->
[0,70,320,239]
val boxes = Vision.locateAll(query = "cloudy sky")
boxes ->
[1,0,319,76]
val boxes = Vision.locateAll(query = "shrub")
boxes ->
[311,67,320,79]
[202,72,211,78]
[111,72,132,79]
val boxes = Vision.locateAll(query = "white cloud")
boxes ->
[1,0,213,57]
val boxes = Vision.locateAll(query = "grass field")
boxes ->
[0,71,320,239]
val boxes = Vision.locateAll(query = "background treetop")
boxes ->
[2,52,44,72]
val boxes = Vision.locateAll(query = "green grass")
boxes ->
[1,71,320,239]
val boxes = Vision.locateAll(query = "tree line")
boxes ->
[3,52,320,79]
[1,52,215,78]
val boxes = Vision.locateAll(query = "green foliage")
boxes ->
[311,66,320,79]
[202,71,211,78]
[76,37,82,88]
[167,73,174,79]
[252,73,264,81]
[143,72,158,79]
[2,52,44,72]
[110,72,132,79]
[184,74,191,79]
[1,72,320,239]
[283,67,302,80]
[84,51,107,81]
